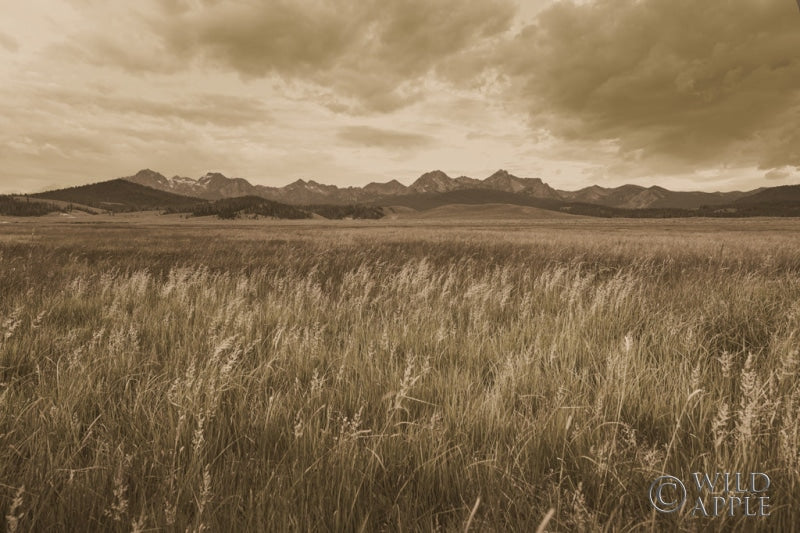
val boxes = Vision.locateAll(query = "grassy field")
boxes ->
[1,216,800,531]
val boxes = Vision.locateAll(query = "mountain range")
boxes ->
[124,168,759,210]
[12,168,797,219]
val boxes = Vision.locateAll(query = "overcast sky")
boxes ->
[1,0,799,193]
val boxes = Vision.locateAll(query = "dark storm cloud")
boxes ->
[496,0,800,170]
[159,0,515,75]
[337,126,435,149]
[67,0,516,112]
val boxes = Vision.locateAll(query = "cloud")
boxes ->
[108,92,269,127]
[61,0,517,112]
[764,166,798,181]
[337,126,435,149]
[27,86,270,127]
[0,31,19,53]
[495,0,800,172]
[8,0,799,192]
[764,168,788,180]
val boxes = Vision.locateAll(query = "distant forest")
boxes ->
[185,196,311,219]
[168,196,385,220]
[0,196,64,216]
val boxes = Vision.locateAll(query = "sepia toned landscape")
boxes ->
[3,0,800,531]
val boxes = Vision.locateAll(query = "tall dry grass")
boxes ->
[1,222,799,531]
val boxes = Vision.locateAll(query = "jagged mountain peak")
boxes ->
[305,180,337,190]
[124,169,172,190]
[134,168,166,179]
[454,176,482,186]
[483,169,554,196]
[410,170,458,193]
[199,171,229,182]
[487,169,513,180]
[616,184,647,191]
[419,169,450,179]
[363,179,408,196]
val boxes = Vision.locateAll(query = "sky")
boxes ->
[1,0,799,194]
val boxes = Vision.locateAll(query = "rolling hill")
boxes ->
[32,179,205,212]
[0,196,64,217]
[30,179,386,220]
[179,195,311,219]
[559,184,750,209]
[168,195,385,220]
[733,185,800,206]
[395,203,582,220]
[370,188,564,211]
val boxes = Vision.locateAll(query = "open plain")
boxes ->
[2,215,800,531]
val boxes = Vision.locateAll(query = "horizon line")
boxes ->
[16,167,777,196]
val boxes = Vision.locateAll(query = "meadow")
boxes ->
[1,216,800,531]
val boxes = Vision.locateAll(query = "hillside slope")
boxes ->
[733,185,800,206]
[372,189,564,211]
[397,203,582,220]
[33,179,204,212]
[0,196,64,216]
[169,195,385,220]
